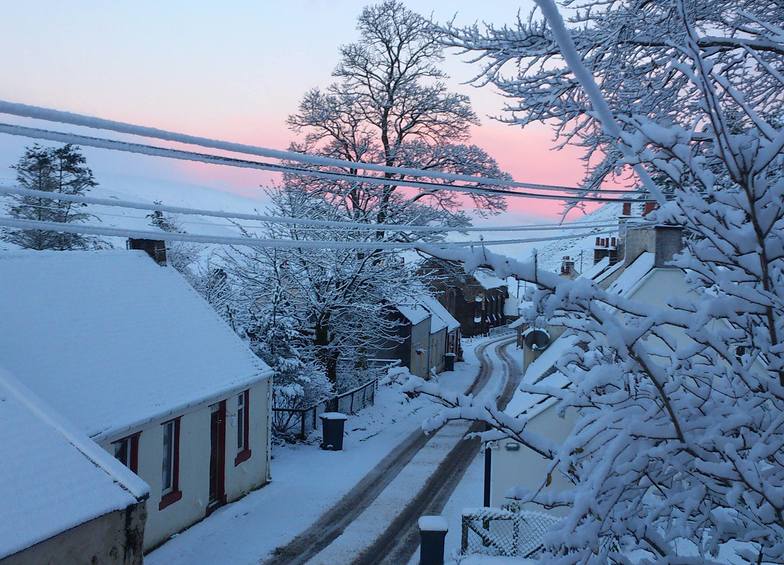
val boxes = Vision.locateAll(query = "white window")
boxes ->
[162,420,176,493]
[237,390,248,451]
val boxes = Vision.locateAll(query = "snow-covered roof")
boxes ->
[0,367,148,560]
[420,295,460,333]
[0,250,271,440]
[505,253,659,420]
[608,252,655,295]
[578,256,610,280]
[396,302,431,326]
[592,258,625,285]
[472,268,507,290]
[505,334,579,418]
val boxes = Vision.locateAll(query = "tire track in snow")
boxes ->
[350,337,521,565]
[263,335,512,565]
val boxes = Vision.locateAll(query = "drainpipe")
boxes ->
[483,425,492,507]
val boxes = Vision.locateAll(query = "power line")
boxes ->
[0,122,652,203]
[0,186,639,234]
[0,99,643,196]
[0,215,617,251]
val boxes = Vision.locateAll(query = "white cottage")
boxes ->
[0,250,273,550]
[0,368,148,564]
[489,225,690,510]
[420,295,461,373]
[394,302,432,378]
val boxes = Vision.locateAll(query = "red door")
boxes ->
[207,401,226,514]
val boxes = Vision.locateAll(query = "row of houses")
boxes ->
[489,219,695,519]
[385,295,461,378]
[420,258,510,338]
[383,262,515,379]
[0,248,274,562]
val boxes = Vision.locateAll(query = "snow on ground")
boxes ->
[147,342,484,565]
[307,338,510,564]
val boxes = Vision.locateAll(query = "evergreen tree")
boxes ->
[3,144,99,250]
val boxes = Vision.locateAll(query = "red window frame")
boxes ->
[112,432,140,474]
[234,389,252,466]
[159,417,182,510]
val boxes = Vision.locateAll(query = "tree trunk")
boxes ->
[314,321,338,384]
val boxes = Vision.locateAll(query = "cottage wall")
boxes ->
[428,328,447,374]
[490,408,576,512]
[408,318,431,378]
[3,502,146,565]
[99,380,270,551]
[496,268,691,513]
[226,379,271,500]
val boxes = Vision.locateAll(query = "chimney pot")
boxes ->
[127,238,167,266]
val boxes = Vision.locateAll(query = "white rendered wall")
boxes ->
[99,379,271,551]
[490,407,576,512]
[429,328,446,373]
[495,268,687,513]
[225,380,271,500]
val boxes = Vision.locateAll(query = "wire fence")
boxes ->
[460,507,561,559]
[271,363,396,440]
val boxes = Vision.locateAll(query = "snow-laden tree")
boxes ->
[410,1,784,562]
[245,308,332,411]
[146,205,238,326]
[146,202,200,274]
[3,144,102,250]
[286,0,509,236]
[226,186,427,388]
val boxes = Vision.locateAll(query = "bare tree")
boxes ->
[286,0,508,236]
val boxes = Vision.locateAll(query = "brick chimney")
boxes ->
[560,256,577,278]
[593,236,619,266]
[623,225,683,267]
[127,238,167,265]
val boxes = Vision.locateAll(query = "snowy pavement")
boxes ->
[147,340,488,565]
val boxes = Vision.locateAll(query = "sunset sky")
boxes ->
[0,1,596,222]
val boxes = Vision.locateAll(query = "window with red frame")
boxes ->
[159,417,182,509]
[112,433,140,474]
[235,390,251,465]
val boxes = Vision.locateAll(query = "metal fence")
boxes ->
[460,507,560,558]
[272,377,381,440]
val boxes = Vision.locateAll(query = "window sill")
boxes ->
[234,448,252,466]
[158,489,182,510]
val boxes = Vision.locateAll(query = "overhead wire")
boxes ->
[0,99,646,197]
[0,186,646,234]
[0,215,618,250]
[0,123,653,203]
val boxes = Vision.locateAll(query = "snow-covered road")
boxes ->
[147,335,517,565]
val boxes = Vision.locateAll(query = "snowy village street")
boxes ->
[146,334,520,565]
[3,1,783,564]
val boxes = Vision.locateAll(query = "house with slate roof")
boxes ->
[0,250,274,551]
[0,368,148,564]
[489,224,692,512]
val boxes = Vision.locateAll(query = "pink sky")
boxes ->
[0,1,596,222]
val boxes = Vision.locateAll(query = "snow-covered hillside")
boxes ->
[521,203,623,274]
[0,172,271,253]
